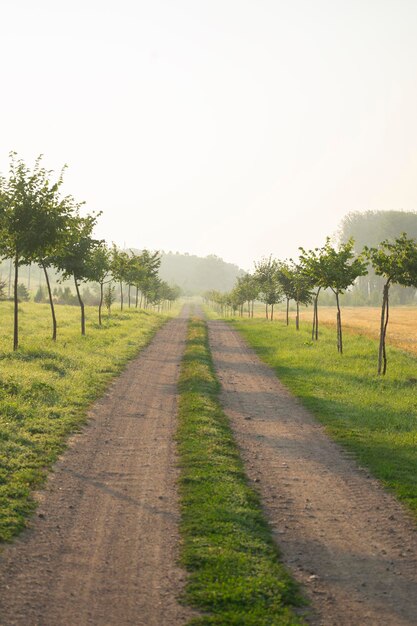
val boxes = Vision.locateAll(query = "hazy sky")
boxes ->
[1,0,417,270]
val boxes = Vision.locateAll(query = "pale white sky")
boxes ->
[1,0,417,270]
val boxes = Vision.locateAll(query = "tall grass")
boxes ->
[0,301,166,541]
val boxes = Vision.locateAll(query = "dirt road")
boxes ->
[0,313,195,626]
[208,319,417,626]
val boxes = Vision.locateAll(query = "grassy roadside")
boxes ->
[0,301,167,542]
[230,317,417,518]
[177,317,305,625]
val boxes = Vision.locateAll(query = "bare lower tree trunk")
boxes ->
[286,298,289,326]
[13,251,19,351]
[265,302,268,320]
[296,301,300,330]
[74,275,86,336]
[135,286,139,308]
[271,303,274,321]
[99,282,103,326]
[42,263,57,340]
[251,300,254,318]
[247,300,251,317]
[312,287,321,340]
[8,258,12,298]
[120,281,123,310]
[378,282,390,375]
[335,291,342,354]
[128,284,131,308]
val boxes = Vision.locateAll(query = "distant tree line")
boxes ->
[205,231,417,375]
[0,153,180,349]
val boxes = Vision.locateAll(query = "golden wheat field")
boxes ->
[299,306,417,355]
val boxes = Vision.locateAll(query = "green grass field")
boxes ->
[0,301,166,542]
[177,317,305,625]
[229,316,417,518]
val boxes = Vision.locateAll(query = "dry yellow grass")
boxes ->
[311,306,417,355]
[255,305,417,356]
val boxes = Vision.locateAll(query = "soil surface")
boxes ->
[0,312,195,626]
[208,319,417,626]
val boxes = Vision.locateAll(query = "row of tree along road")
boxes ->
[205,235,417,375]
[0,153,180,349]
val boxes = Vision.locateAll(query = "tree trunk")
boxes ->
[265,302,268,320]
[42,263,57,340]
[13,251,19,351]
[8,258,12,298]
[247,300,251,317]
[271,303,274,321]
[378,282,390,375]
[74,275,85,336]
[335,291,342,354]
[251,300,254,318]
[286,298,289,326]
[315,288,321,340]
[128,284,131,308]
[296,301,300,330]
[312,288,321,340]
[139,292,143,308]
[135,286,139,308]
[120,281,123,310]
[99,281,103,326]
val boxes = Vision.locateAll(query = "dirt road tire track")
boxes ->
[208,319,417,626]
[0,313,196,626]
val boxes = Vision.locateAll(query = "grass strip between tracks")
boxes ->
[231,317,417,518]
[0,302,167,542]
[177,317,305,625]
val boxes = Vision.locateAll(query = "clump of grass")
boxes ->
[177,318,305,625]
[232,317,417,517]
[0,301,166,541]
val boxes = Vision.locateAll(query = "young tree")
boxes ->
[276,262,296,326]
[254,256,282,320]
[0,153,73,348]
[104,282,116,315]
[89,243,111,325]
[366,234,417,374]
[111,246,130,310]
[299,245,334,340]
[290,262,314,330]
[53,214,102,335]
[319,238,367,354]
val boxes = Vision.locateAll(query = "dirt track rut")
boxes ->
[0,313,194,626]
[208,319,417,626]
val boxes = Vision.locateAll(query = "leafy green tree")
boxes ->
[276,262,296,326]
[340,210,417,304]
[254,256,282,320]
[88,243,111,325]
[53,214,101,335]
[299,244,336,340]
[290,262,314,330]
[136,250,161,309]
[34,285,46,303]
[0,153,76,343]
[17,283,30,302]
[233,274,259,317]
[365,234,417,374]
[104,282,116,314]
[111,246,130,310]
[318,238,367,354]
[0,278,6,300]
